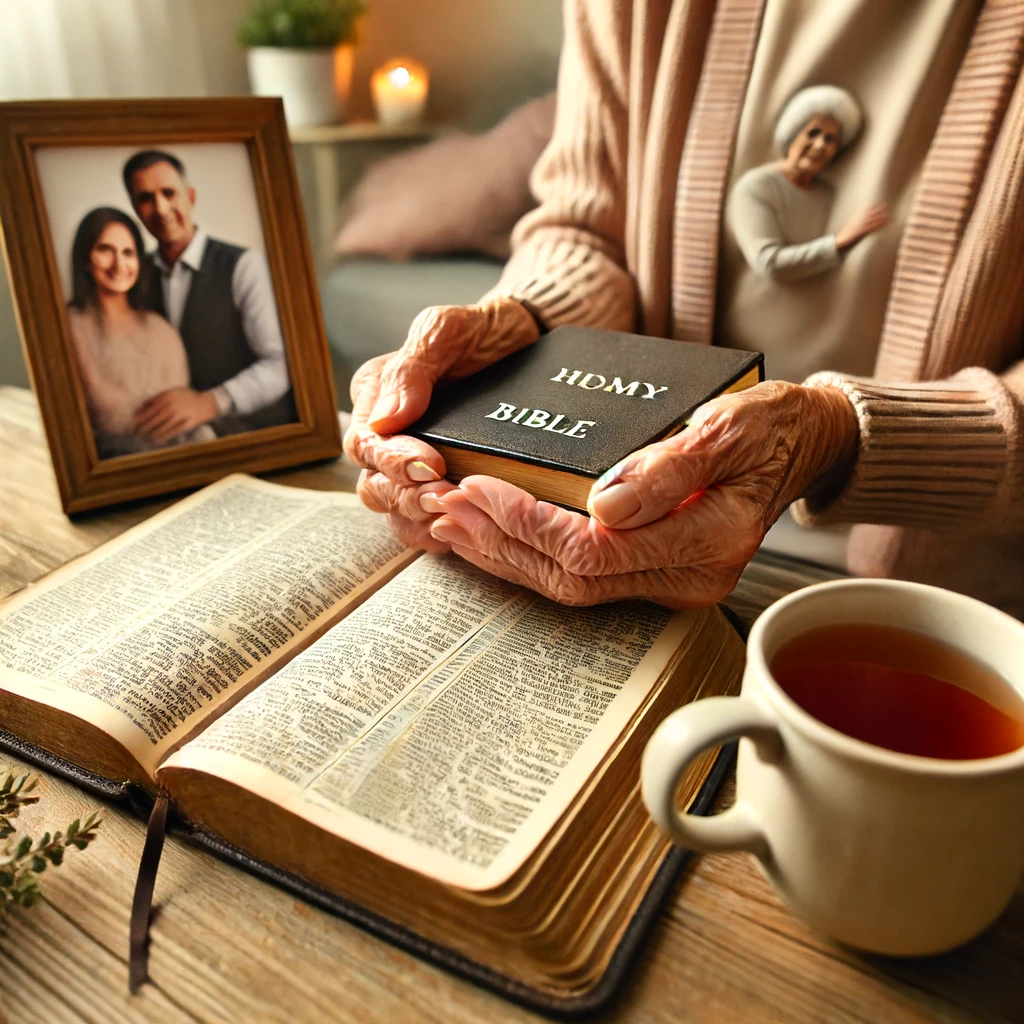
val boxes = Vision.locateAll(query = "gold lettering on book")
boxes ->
[603,378,640,396]
[549,368,668,398]
[485,403,596,439]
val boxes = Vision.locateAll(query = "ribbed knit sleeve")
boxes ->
[481,0,638,333]
[792,360,1024,533]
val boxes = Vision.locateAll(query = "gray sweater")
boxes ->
[726,164,840,283]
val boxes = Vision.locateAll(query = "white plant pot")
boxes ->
[246,45,353,127]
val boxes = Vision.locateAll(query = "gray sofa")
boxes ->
[0,275,27,389]
[319,254,505,406]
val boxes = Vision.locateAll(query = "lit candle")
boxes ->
[371,58,429,126]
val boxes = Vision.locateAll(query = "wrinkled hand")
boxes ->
[835,202,889,251]
[344,298,540,551]
[424,381,858,608]
[134,387,218,443]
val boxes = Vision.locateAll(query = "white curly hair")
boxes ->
[774,85,863,156]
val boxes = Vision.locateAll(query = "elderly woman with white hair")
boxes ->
[344,0,1024,620]
[728,85,888,283]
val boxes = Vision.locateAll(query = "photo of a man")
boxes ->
[123,149,296,440]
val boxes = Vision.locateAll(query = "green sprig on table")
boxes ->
[237,0,367,48]
[0,768,101,911]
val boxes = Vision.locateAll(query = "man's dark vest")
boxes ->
[146,238,297,434]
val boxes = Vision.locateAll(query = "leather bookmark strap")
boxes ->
[129,795,170,994]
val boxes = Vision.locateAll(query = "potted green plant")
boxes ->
[238,0,367,128]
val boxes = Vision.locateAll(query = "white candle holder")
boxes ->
[371,58,429,126]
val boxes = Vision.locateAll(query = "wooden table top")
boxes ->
[0,384,1021,1024]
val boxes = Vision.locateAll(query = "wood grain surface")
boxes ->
[1,385,1022,1024]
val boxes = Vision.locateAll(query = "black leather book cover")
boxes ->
[411,326,764,477]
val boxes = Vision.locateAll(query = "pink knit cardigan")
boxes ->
[485,0,1024,617]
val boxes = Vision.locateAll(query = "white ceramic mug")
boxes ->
[642,579,1024,955]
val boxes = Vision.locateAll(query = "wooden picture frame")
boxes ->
[0,98,342,514]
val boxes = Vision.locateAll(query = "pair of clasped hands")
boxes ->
[344,298,859,609]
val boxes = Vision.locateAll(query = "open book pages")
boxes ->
[0,476,415,783]
[160,552,695,890]
[158,553,741,991]
[0,474,743,996]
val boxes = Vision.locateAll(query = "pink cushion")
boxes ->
[333,94,556,261]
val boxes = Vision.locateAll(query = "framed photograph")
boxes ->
[0,98,341,514]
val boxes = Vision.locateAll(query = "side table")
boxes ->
[289,120,447,267]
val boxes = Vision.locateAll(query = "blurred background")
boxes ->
[0,0,563,401]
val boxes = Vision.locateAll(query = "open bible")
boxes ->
[0,475,744,1009]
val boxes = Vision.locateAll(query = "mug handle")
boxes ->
[641,696,779,854]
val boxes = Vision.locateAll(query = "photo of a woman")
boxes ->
[726,85,888,284]
[66,207,215,458]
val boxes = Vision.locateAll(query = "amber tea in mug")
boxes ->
[770,623,1024,760]
[643,579,1024,956]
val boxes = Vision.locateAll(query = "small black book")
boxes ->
[411,325,764,510]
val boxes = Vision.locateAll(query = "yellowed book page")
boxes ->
[0,475,411,775]
[162,554,693,891]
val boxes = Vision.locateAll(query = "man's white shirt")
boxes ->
[151,228,289,416]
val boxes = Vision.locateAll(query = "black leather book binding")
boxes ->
[411,326,764,509]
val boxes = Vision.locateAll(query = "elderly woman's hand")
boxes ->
[835,202,889,251]
[344,298,539,550]
[423,381,858,607]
